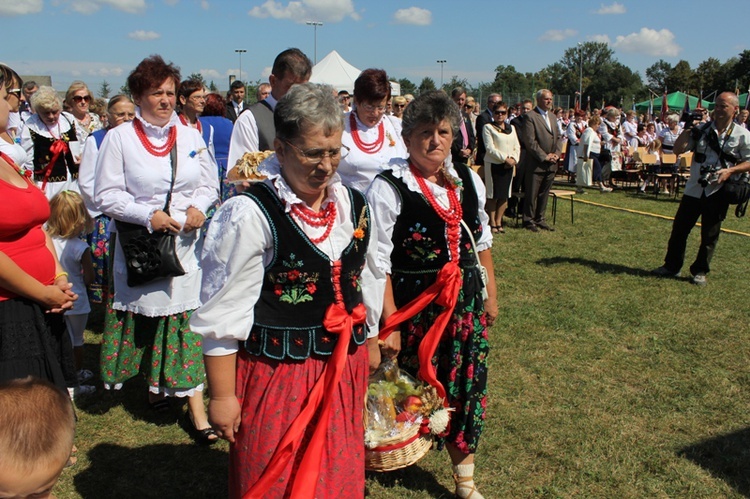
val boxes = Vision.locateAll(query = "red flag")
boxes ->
[574,92,580,112]
[681,94,690,116]
[660,91,668,123]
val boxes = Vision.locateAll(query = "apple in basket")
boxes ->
[401,395,423,414]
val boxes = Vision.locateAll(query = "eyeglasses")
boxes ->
[7,88,21,99]
[189,95,206,102]
[360,103,386,113]
[494,110,508,115]
[72,95,91,103]
[394,104,405,109]
[464,104,473,109]
[284,140,350,164]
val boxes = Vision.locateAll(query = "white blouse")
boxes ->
[190,155,386,356]
[337,112,407,192]
[365,158,492,275]
[93,109,219,316]
[580,128,601,155]
[78,133,103,218]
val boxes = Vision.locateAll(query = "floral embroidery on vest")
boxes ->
[268,253,319,305]
[402,222,441,262]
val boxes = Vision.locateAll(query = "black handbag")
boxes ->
[116,145,186,287]
[722,173,750,217]
[598,146,612,164]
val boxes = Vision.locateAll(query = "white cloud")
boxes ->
[261,66,272,78]
[200,0,209,9]
[200,69,221,79]
[128,30,161,41]
[0,0,43,16]
[164,0,179,4]
[249,0,358,23]
[539,29,577,42]
[10,59,125,81]
[613,28,680,57]
[596,2,626,14]
[68,0,147,14]
[393,7,431,26]
[588,34,611,44]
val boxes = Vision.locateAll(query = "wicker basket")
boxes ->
[364,420,433,472]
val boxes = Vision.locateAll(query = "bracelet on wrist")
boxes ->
[54,272,69,281]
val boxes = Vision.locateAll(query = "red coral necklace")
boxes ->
[349,113,384,154]
[178,113,202,133]
[133,118,176,157]
[409,162,463,262]
[291,202,337,244]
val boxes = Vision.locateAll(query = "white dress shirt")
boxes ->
[227,95,278,169]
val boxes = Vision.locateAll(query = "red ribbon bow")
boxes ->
[379,262,462,403]
[37,139,69,191]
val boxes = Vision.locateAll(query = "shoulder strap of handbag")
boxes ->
[164,143,178,215]
[459,218,483,271]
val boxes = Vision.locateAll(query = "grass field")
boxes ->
[56,185,750,498]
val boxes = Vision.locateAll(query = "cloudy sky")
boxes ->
[1,0,746,94]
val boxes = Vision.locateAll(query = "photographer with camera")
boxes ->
[652,92,750,286]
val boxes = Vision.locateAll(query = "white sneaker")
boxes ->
[600,186,613,192]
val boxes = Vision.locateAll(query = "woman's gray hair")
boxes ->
[30,86,62,113]
[401,90,460,140]
[274,82,343,141]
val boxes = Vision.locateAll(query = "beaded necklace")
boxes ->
[290,201,337,244]
[349,113,384,154]
[408,162,463,262]
[178,113,202,133]
[133,118,176,157]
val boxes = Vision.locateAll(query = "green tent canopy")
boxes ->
[739,93,748,108]
[634,91,712,114]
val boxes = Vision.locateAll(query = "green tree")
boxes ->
[119,83,130,97]
[418,77,436,95]
[208,81,217,92]
[396,78,416,96]
[665,60,692,93]
[442,76,470,94]
[187,73,206,86]
[729,50,750,92]
[693,58,721,96]
[98,80,111,99]
[645,60,672,91]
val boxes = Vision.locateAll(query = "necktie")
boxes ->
[460,119,468,148]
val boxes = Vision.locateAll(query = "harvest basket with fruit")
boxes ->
[364,360,452,472]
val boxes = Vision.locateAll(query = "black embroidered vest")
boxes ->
[241,182,370,360]
[249,101,275,151]
[378,163,483,274]
[30,116,78,183]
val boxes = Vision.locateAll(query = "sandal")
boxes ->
[454,474,484,499]
[185,412,219,445]
[490,226,500,234]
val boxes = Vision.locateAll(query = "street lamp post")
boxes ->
[578,43,583,107]
[306,21,323,64]
[437,60,446,88]
[235,49,247,83]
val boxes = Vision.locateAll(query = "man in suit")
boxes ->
[450,86,475,165]
[227,48,312,171]
[226,80,246,123]
[521,89,562,232]
[475,93,501,166]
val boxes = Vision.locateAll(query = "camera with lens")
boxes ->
[698,164,721,187]
[681,109,704,130]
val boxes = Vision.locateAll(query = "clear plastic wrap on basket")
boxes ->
[364,359,452,471]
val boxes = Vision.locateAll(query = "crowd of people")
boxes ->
[1,47,748,498]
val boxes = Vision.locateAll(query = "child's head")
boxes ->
[0,377,75,498]
[47,191,93,239]
[647,138,662,153]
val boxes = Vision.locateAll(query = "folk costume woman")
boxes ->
[191,83,385,498]
[93,56,219,443]
[20,86,80,200]
[78,94,135,304]
[367,90,498,499]
[337,68,407,192]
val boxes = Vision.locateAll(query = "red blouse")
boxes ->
[0,177,55,301]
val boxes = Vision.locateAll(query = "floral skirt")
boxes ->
[393,268,489,455]
[100,307,205,396]
[230,346,368,499]
[87,215,111,304]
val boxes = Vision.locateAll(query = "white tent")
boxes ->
[310,50,361,93]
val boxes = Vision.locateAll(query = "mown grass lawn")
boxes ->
[57,186,750,498]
